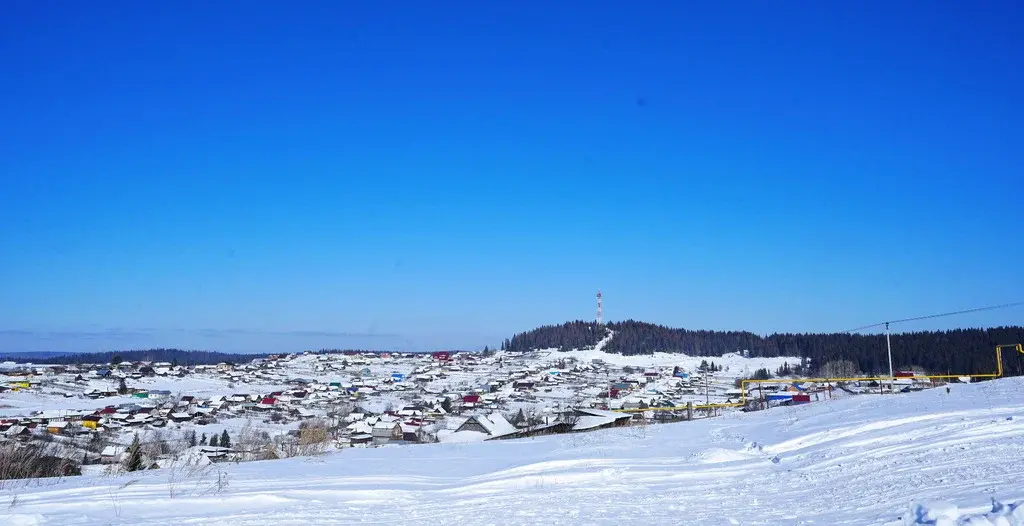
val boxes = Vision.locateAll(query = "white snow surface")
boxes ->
[549,346,797,373]
[4,378,1024,525]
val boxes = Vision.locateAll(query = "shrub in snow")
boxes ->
[0,443,81,482]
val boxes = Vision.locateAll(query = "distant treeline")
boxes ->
[0,349,268,366]
[503,320,1024,376]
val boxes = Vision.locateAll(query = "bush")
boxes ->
[0,444,81,482]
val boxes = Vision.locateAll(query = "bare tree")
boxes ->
[235,420,277,462]
[818,360,860,379]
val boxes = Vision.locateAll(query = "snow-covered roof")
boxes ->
[470,413,517,437]
[347,421,373,434]
[101,446,125,457]
[574,408,627,419]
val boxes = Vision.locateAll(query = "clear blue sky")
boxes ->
[1,1,1022,353]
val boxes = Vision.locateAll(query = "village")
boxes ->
[0,348,940,472]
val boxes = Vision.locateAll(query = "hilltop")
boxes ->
[504,320,1024,376]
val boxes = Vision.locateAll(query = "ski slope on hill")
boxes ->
[5,378,1024,525]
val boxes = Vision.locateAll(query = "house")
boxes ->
[350,433,373,445]
[101,446,126,463]
[199,446,231,461]
[372,421,403,442]
[169,413,193,423]
[401,424,422,442]
[432,351,451,361]
[3,425,30,440]
[294,408,316,419]
[347,420,373,435]
[454,413,517,439]
[82,415,103,429]
[462,394,481,405]
[570,408,632,432]
[46,421,69,434]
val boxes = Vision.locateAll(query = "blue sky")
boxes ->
[1,2,1022,353]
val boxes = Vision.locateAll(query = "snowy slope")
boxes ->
[552,345,800,374]
[5,378,1024,525]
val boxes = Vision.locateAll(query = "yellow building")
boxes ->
[46,421,69,434]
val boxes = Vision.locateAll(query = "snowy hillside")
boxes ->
[5,377,1024,525]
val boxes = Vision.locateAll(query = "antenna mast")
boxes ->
[596,290,603,326]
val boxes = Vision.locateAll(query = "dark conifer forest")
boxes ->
[502,320,1024,376]
[0,349,268,366]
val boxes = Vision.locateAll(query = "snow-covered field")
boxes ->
[5,376,1024,525]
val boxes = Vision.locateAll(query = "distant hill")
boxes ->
[0,348,268,366]
[502,320,1024,377]
[0,351,72,360]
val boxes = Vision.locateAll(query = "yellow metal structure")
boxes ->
[613,344,1023,414]
[995,344,1023,378]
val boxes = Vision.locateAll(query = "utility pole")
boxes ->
[885,322,894,393]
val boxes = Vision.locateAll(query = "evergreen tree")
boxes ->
[117,378,128,395]
[220,430,231,449]
[123,434,144,472]
[440,398,453,413]
[209,434,219,447]
[498,320,1024,376]
[510,408,527,427]
[186,430,197,447]
[200,433,207,446]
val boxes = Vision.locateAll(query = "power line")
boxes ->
[842,301,1024,333]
